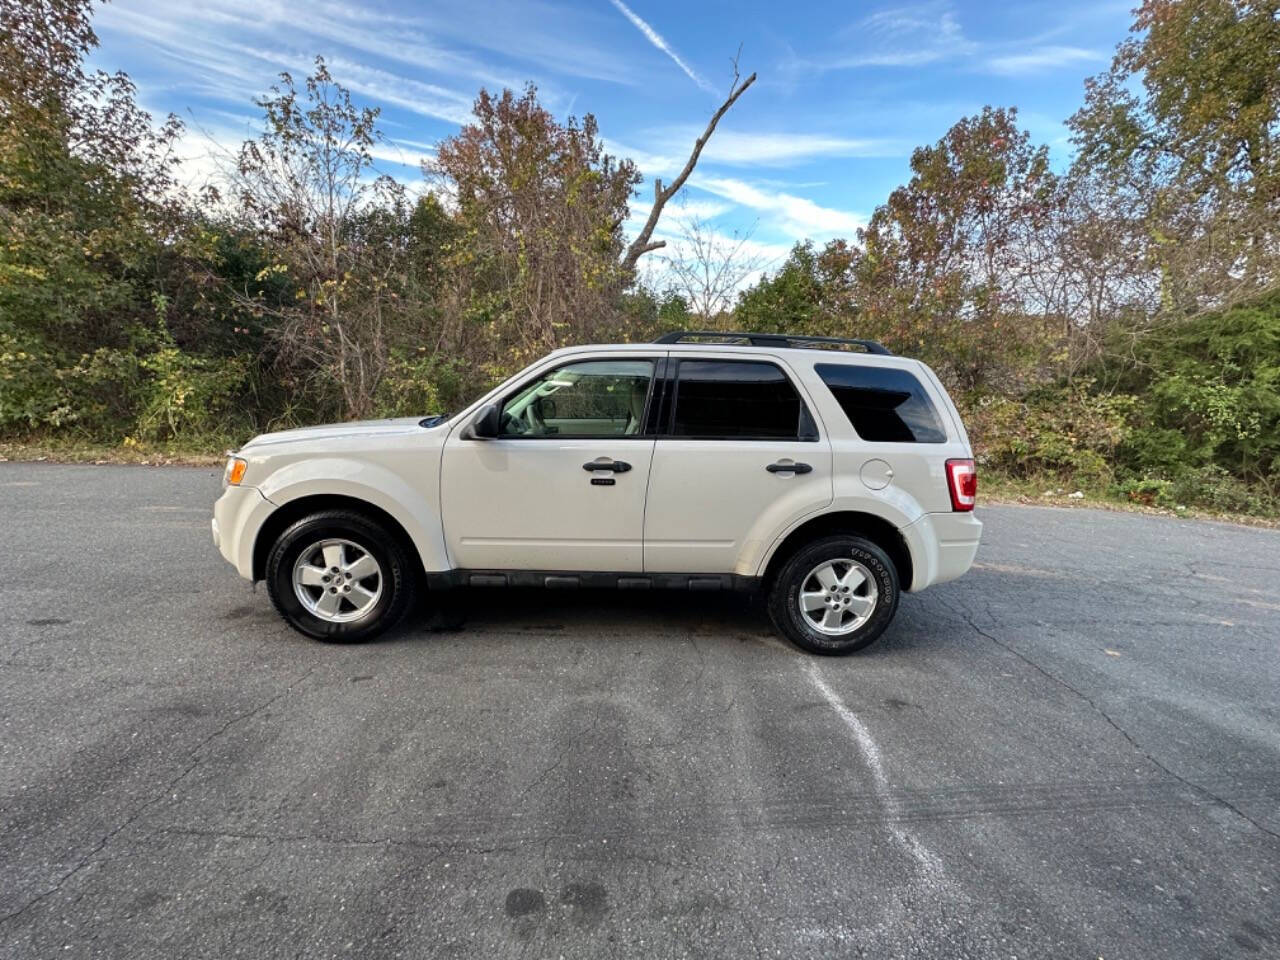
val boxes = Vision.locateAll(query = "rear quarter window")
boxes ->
[815,363,947,443]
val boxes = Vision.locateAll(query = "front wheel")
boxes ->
[768,535,899,655]
[266,510,416,642]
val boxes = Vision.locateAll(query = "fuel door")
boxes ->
[860,457,894,491]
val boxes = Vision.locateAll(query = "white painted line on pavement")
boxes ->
[802,660,947,884]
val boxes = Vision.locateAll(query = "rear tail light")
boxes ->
[945,459,977,511]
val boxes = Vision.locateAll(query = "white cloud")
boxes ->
[639,222,794,296]
[93,0,623,134]
[600,137,682,178]
[693,177,867,239]
[796,4,1106,80]
[413,0,641,87]
[822,3,977,70]
[369,140,436,171]
[162,117,437,206]
[983,46,1103,75]
[154,118,249,198]
[688,130,900,166]
[304,54,476,125]
[605,129,900,180]
[626,198,732,231]
[624,192,814,295]
[98,0,619,94]
[608,0,716,94]
[95,4,481,129]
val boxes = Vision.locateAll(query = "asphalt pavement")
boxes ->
[1,462,1278,959]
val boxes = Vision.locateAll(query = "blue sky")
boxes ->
[93,0,1135,273]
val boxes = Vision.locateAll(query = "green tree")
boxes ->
[1112,292,1280,508]
[430,85,641,371]
[0,0,181,340]
[852,107,1058,392]
[615,283,690,343]
[0,0,196,433]
[1070,0,1280,310]
[735,240,860,336]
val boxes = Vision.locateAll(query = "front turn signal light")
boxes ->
[224,456,247,487]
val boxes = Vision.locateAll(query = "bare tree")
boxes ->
[228,58,409,419]
[663,214,766,320]
[621,57,755,273]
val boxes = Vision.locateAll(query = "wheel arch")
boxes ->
[252,494,427,584]
[760,510,914,593]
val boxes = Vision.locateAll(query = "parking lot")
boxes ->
[2,462,1278,958]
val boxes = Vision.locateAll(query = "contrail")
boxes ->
[608,0,716,94]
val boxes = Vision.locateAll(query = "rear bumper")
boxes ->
[901,511,983,591]
[212,484,275,580]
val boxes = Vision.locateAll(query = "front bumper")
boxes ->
[212,484,275,580]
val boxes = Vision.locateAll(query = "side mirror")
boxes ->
[465,403,501,439]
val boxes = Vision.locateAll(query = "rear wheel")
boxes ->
[266,510,416,642]
[768,535,899,655]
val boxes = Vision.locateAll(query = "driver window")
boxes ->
[499,359,655,438]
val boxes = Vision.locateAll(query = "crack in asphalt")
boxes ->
[947,599,1280,844]
[0,663,318,928]
[519,697,606,802]
[155,823,451,853]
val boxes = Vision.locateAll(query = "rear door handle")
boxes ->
[766,461,813,474]
[582,459,632,473]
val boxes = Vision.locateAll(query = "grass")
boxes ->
[0,437,226,467]
[980,470,1279,529]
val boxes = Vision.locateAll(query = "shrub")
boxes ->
[134,346,250,442]
[1113,476,1177,509]
[372,350,478,419]
[965,383,1134,485]
[0,329,74,429]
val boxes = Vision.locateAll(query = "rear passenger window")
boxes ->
[671,360,814,440]
[815,363,947,443]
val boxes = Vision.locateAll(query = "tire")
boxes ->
[768,534,899,655]
[265,509,416,643]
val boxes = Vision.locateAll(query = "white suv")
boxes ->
[212,332,981,654]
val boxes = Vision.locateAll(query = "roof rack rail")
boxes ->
[654,330,893,356]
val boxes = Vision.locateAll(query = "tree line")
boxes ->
[2,0,1278,515]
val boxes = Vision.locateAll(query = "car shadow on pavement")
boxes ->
[210,580,983,657]
[410,586,768,636]
[386,585,973,657]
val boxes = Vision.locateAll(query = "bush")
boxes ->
[0,329,74,429]
[1113,476,1177,509]
[1,321,252,445]
[1168,464,1271,515]
[964,382,1134,485]
[372,350,479,419]
[134,346,250,442]
[1113,295,1280,491]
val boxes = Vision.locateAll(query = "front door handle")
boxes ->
[766,461,813,474]
[582,459,632,473]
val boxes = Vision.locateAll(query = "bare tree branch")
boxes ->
[664,213,765,319]
[621,63,756,273]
